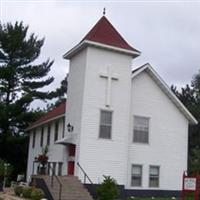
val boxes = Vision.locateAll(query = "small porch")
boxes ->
[32,161,64,176]
[55,133,77,176]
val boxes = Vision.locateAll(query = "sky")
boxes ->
[1,1,200,107]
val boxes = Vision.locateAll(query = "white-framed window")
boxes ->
[62,117,65,138]
[58,162,63,176]
[131,164,142,187]
[149,165,160,188]
[133,116,149,143]
[32,129,36,148]
[47,124,51,146]
[54,121,59,142]
[40,127,44,147]
[99,110,112,139]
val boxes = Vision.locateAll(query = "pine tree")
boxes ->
[0,21,55,135]
[171,76,200,173]
[47,73,68,111]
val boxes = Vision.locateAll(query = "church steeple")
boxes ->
[63,15,140,59]
[82,16,139,52]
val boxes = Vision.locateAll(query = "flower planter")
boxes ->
[36,154,48,175]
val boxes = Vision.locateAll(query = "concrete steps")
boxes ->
[41,175,94,200]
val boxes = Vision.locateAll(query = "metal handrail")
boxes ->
[77,162,93,184]
[48,163,62,200]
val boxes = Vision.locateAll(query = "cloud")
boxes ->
[1,1,200,107]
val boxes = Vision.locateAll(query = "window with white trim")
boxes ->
[133,116,149,143]
[62,117,65,138]
[149,166,159,187]
[131,164,142,187]
[99,110,112,139]
[47,124,51,145]
[54,121,59,142]
[32,129,36,148]
[40,127,44,147]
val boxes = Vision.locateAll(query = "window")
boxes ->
[149,166,159,187]
[52,162,56,175]
[131,165,142,187]
[58,162,63,176]
[62,117,65,138]
[133,116,149,143]
[32,129,36,148]
[99,110,112,139]
[54,121,59,142]
[40,127,44,147]
[47,124,51,145]
[47,162,51,175]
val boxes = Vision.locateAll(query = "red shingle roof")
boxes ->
[27,101,66,130]
[82,16,139,52]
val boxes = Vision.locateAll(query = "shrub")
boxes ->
[31,188,44,200]
[185,193,194,200]
[22,186,33,198]
[97,175,119,200]
[0,160,13,177]
[14,185,23,196]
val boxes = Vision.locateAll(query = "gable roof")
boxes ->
[26,101,66,131]
[63,16,140,59]
[132,63,197,125]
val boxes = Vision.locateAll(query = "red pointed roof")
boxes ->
[26,101,66,130]
[82,16,139,52]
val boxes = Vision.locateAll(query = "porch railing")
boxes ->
[48,164,62,200]
[77,162,93,184]
[32,161,63,176]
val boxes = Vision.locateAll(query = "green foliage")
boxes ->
[42,145,49,156]
[0,20,68,178]
[14,185,23,196]
[0,21,68,178]
[30,188,44,200]
[22,186,32,198]
[46,73,68,111]
[171,71,200,173]
[0,21,55,135]
[97,175,119,200]
[49,73,68,100]
[0,134,27,179]
[126,198,175,200]
[0,159,13,177]
[0,160,4,176]
[185,193,194,200]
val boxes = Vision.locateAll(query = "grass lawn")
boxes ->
[126,198,179,200]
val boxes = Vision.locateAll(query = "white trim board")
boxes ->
[63,40,141,59]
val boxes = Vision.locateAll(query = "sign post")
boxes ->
[182,171,200,200]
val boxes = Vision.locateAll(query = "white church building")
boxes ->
[26,15,197,197]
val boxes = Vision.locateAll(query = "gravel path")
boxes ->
[0,188,26,200]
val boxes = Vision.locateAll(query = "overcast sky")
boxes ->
[1,1,200,107]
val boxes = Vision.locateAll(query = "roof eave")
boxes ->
[25,114,65,131]
[63,41,87,59]
[132,63,198,125]
[63,40,141,60]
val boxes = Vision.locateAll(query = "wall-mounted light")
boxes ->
[67,123,74,132]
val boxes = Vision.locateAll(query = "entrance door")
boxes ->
[68,161,74,175]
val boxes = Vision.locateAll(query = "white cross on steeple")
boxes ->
[100,66,119,107]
